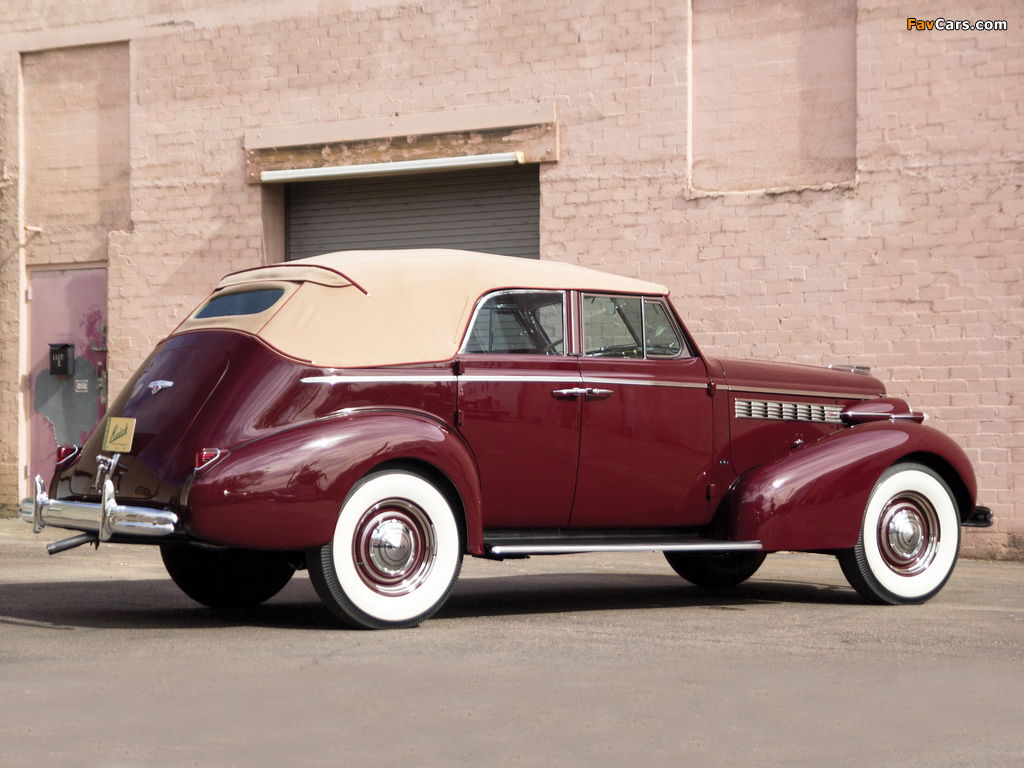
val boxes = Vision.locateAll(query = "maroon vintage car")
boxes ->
[22,249,992,628]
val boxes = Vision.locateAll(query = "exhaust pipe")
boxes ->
[47,533,99,555]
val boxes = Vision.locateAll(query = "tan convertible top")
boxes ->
[175,249,669,368]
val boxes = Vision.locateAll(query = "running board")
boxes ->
[484,534,763,558]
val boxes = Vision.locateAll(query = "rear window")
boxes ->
[194,288,285,319]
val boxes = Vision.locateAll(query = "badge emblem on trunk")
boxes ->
[148,380,174,394]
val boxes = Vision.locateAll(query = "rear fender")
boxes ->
[721,421,977,551]
[185,410,483,552]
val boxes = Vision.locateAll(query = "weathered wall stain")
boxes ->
[32,354,101,446]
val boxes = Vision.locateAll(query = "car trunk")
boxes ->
[67,339,230,503]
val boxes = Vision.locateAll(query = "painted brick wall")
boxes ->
[692,0,858,191]
[0,0,1020,560]
[22,43,130,267]
[0,60,15,506]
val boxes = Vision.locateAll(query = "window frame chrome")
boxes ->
[458,289,569,356]
[580,293,691,360]
[642,297,690,359]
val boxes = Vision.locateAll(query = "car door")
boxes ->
[455,290,582,528]
[570,294,715,528]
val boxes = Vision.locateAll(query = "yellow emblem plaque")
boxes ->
[102,417,136,453]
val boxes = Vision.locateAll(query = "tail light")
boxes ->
[195,448,225,475]
[55,444,81,470]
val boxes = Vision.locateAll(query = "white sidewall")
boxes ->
[862,469,958,599]
[331,473,460,623]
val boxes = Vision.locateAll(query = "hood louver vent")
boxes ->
[735,398,843,424]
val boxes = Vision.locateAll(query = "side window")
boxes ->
[644,299,684,357]
[464,291,565,355]
[583,295,643,358]
[583,295,687,359]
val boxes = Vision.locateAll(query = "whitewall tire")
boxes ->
[308,470,463,629]
[838,463,961,605]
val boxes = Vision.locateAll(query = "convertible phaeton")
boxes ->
[21,249,992,628]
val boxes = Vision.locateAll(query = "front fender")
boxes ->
[185,411,483,552]
[722,421,977,551]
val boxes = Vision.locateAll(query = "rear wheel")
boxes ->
[160,543,296,608]
[665,550,767,588]
[837,462,960,605]
[307,470,463,630]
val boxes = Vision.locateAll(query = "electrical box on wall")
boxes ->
[48,343,73,376]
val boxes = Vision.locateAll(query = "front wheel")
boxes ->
[307,470,463,629]
[664,550,767,588]
[837,462,961,605]
[160,543,297,609]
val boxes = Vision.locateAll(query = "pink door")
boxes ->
[28,268,108,487]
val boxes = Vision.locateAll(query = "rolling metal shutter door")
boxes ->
[286,164,540,260]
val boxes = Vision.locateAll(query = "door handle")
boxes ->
[551,387,615,400]
[551,387,588,399]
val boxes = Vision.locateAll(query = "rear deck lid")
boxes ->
[71,343,230,500]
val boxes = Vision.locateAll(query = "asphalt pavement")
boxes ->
[1,517,1022,767]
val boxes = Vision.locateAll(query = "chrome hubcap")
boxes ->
[368,519,414,575]
[353,500,436,596]
[877,492,939,576]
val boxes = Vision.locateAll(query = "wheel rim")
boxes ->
[876,491,939,576]
[352,499,437,596]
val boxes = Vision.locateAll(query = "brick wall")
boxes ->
[0,0,1020,559]
[692,0,858,191]
[0,56,16,505]
[22,43,130,267]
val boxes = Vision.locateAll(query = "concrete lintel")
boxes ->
[245,121,560,184]
[244,102,557,151]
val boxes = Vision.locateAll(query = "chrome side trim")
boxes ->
[301,374,880,401]
[303,373,585,386]
[20,475,178,540]
[302,373,458,385]
[725,385,879,401]
[303,373,709,389]
[828,364,872,375]
[582,376,706,390]
[735,398,843,424]
[462,374,580,384]
[488,540,763,556]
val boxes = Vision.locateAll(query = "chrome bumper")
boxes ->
[20,475,178,541]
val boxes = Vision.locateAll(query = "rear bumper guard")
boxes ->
[963,505,994,528]
[20,475,179,546]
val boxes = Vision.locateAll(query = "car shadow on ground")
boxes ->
[0,571,862,631]
[437,572,862,621]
